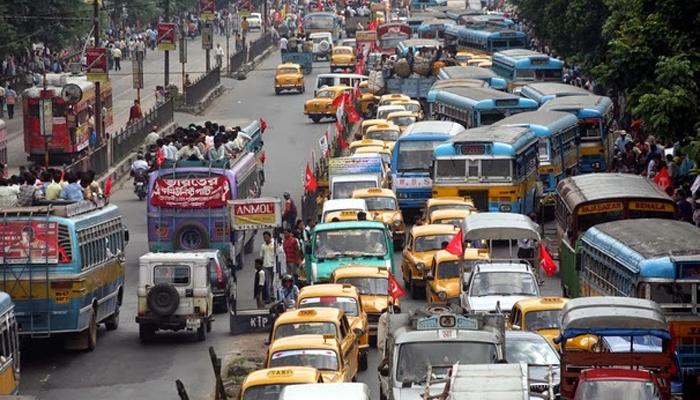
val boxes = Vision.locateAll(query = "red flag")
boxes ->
[332,92,347,108]
[104,176,113,198]
[155,148,165,166]
[388,272,407,301]
[539,243,557,278]
[336,124,348,149]
[654,167,671,191]
[259,117,268,132]
[305,163,318,193]
[445,228,464,257]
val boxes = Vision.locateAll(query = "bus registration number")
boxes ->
[438,329,457,340]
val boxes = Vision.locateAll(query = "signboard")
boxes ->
[355,30,378,43]
[201,25,213,50]
[328,156,383,176]
[200,0,216,21]
[229,198,282,230]
[39,98,53,137]
[628,201,675,212]
[0,221,59,264]
[179,36,187,63]
[85,47,108,82]
[157,22,177,51]
[151,177,230,208]
[395,176,432,189]
[132,57,144,89]
[577,201,624,215]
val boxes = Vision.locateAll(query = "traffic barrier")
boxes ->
[184,67,221,106]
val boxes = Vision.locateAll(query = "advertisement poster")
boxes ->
[157,22,177,51]
[85,47,108,82]
[328,156,383,176]
[151,177,230,208]
[200,0,216,21]
[229,198,282,230]
[0,221,59,264]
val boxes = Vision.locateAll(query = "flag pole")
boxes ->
[459,217,467,306]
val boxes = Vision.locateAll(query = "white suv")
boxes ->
[310,32,333,61]
[461,262,540,314]
[136,252,215,342]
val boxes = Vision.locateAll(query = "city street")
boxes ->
[19,46,562,399]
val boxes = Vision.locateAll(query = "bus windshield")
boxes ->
[315,228,388,258]
[397,140,441,172]
[479,110,509,125]
[579,120,602,139]
[396,341,498,382]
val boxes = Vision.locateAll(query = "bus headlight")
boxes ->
[499,204,512,212]
[438,291,448,301]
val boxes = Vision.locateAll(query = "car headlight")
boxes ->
[438,291,447,301]
[392,220,402,227]
[499,204,512,212]
[416,262,425,271]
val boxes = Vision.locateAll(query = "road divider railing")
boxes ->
[229,33,274,76]
[184,66,221,107]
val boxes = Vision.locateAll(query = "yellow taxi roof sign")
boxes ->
[367,188,383,193]
[542,297,564,303]
[298,309,317,316]
[267,369,295,377]
[323,334,335,341]
[340,211,358,216]
[341,283,353,289]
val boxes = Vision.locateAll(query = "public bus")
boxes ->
[494,110,580,206]
[540,95,613,173]
[443,26,527,55]
[416,19,454,39]
[0,119,7,166]
[391,121,464,212]
[376,23,412,55]
[432,124,540,214]
[576,218,700,383]
[148,153,262,267]
[303,12,342,40]
[437,66,508,90]
[491,49,564,90]
[22,73,113,164]
[555,173,676,298]
[0,200,127,351]
[519,82,591,106]
[0,292,19,395]
[426,79,488,117]
[429,86,538,128]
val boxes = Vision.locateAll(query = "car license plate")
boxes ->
[186,318,201,330]
[438,329,456,340]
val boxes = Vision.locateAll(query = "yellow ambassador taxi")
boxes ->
[401,224,460,299]
[390,99,424,120]
[386,111,419,134]
[304,85,353,123]
[349,139,386,153]
[296,284,369,371]
[239,367,323,400]
[361,119,389,137]
[424,196,475,219]
[330,266,399,340]
[269,307,359,355]
[358,81,378,118]
[426,208,474,225]
[508,297,595,351]
[425,249,489,304]
[378,94,410,106]
[364,123,400,151]
[330,46,356,72]
[275,63,305,95]
[352,188,405,249]
[266,334,357,383]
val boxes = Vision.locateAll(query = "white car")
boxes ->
[247,13,262,30]
[310,32,334,61]
[461,262,540,313]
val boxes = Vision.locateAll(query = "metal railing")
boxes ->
[248,34,273,61]
[64,141,110,177]
[229,49,247,73]
[185,66,220,106]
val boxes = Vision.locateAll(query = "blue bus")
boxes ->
[391,121,464,211]
[0,200,127,351]
[430,86,539,128]
[427,78,488,117]
[491,49,564,89]
[576,218,700,382]
[432,125,540,213]
[461,14,515,28]
[494,110,580,206]
[417,19,455,39]
[444,26,527,55]
[410,0,447,10]
[520,82,591,106]
[396,39,442,58]
[437,66,508,90]
[540,95,613,173]
[0,292,18,395]
[444,9,482,22]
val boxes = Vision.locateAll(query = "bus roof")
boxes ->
[431,78,488,91]
[402,121,464,136]
[464,212,540,241]
[556,173,672,210]
[585,219,700,260]
[313,220,387,232]
[0,292,13,315]
[438,86,519,102]
[439,66,499,80]
[494,49,557,62]
[1,198,111,219]
[494,110,579,133]
[450,125,535,146]
[521,82,591,97]
[539,94,612,113]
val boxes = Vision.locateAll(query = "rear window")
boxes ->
[154,265,190,285]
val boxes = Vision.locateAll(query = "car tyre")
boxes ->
[275,88,281,95]
[410,280,422,300]
[359,351,368,371]
[139,324,155,343]
[147,284,180,316]
[310,115,321,123]
[104,307,120,331]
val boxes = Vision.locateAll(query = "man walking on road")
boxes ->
[215,44,225,68]
[5,86,16,120]
[254,258,267,308]
[112,46,122,71]
[128,99,143,125]
[283,229,301,281]
[0,85,5,118]
[259,231,276,302]
[282,192,297,230]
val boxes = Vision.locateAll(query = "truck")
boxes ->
[386,76,436,99]
[378,305,506,400]
[328,154,388,199]
[345,16,371,37]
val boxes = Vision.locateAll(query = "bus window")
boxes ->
[577,210,625,232]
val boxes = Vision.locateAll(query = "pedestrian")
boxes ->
[5,86,17,120]
[276,274,299,310]
[17,173,38,206]
[259,231,276,302]
[112,46,122,70]
[215,44,224,68]
[144,125,160,147]
[0,179,19,208]
[254,258,267,308]
[674,188,693,223]
[282,192,297,230]
[283,228,301,280]
[128,99,143,125]
[279,35,289,53]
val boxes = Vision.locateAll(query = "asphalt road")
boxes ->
[19,46,563,399]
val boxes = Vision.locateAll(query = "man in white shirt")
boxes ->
[144,126,160,147]
[215,44,225,68]
[259,231,276,301]
[175,140,205,161]
[279,36,289,52]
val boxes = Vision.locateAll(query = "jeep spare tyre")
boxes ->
[147,284,180,316]
[319,40,330,53]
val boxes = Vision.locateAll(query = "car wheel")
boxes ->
[139,324,155,343]
[311,115,321,123]
[86,308,97,351]
[410,280,423,300]
[104,307,120,331]
[275,88,281,95]
[206,319,212,333]
[300,86,305,94]
[147,284,180,316]
[196,320,207,341]
[173,224,209,251]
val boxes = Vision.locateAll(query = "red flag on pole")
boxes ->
[347,104,362,124]
[259,117,268,132]
[336,124,348,149]
[304,163,318,193]
[654,167,671,192]
[155,147,165,166]
[445,228,464,257]
[539,243,557,278]
[104,176,113,198]
[388,272,407,301]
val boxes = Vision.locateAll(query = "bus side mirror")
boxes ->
[379,362,390,377]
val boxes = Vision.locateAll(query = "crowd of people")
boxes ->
[0,165,103,208]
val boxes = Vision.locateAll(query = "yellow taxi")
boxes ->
[269,307,358,350]
[401,224,461,299]
[323,209,360,223]
[351,188,404,248]
[358,81,378,117]
[361,119,389,137]
[349,138,386,153]
[239,367,324,400]
[330,266,399,341]
[424,197,475,219]
[265,334,357,382]
[425,249,489,303]
[275,63,305,95]
[455,51,476,66]
[296,284,369,371]
[389,99,424,120]
[378,94,410,106]
[386,111,418,133]
[304,85,353,123]
[426,208,474,226]
[508,297,595,351]
[364,123,400,151]
[330,46,356,72]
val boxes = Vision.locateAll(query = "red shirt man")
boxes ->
[283,230,301,267]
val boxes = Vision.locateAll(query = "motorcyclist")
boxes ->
[130,153,149,174]
[276,274,299,310]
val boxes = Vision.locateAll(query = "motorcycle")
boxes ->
[132,169,148,200]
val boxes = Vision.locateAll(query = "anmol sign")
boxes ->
[229,198,282,230]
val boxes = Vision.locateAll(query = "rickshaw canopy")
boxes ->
[463,212,540,241]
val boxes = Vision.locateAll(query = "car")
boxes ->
[426,208,474,226]
[401,224,461,299]
[192,249,236,313]
[375,104,406,120]
[423,196,475,219]
[310,32,334,61]
[348,138,386,153]
[461,262,541,313]
[389,99,424,120]
[275,63,305,94]
[574,369,663,400]
[378,94,410,106]
[360,118,389,137]
[425,248,489,304]
[303,85,353,123]
[296,284,369,371]
[363,123,400,151]
[330,46,356,72]
[239,367,324,400]
[351,188,405,248]
[247,13,262,30]
[505,330,561,398]
[321,198,368,223]
[386,111,418,134]
[136,252,215,342]
[265,334,358,383]
[357,81,379,117]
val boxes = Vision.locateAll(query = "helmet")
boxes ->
[282,274,294,282]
